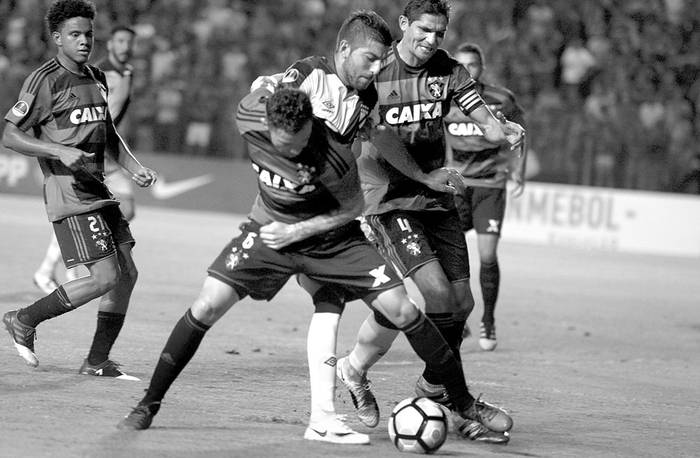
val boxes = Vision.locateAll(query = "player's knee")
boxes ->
[312,286,345,314]
[376,297,420,329]
[191,293,230,324]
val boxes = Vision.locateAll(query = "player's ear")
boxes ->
[398,15,409,32]
[338,39,351,59]
[52,30,62,46]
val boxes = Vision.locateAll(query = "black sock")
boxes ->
[87,312,126,365]
[17,286,73,327]
[401,312,474,412]
[142,309,210,405]
[480,261,500,325]
[422,313,454,384]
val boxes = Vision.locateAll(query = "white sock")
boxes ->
[307,312,340,421]
[348,312,400,374]
[36,234,61,277]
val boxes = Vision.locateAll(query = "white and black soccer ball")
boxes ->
[388,397,448,454]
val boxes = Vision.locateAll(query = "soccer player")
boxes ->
[33,23,138,290]
[444,42,528,351]
[2,0,156,379]
[325,0,525,437]
[118,86,511,443]
[251,9,472,441]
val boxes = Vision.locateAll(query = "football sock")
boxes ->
[348,312,399,374]
[36,235,61,276]
[401,312,474,412]
[17,286,73,327]
[87,311,126,365]
[142,309,210,405]
[422,312,456,385]
[307,312,339,420]
[480,261,500,325]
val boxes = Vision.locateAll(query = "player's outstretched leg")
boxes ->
[3,310,39,367]
[336,356,380,428]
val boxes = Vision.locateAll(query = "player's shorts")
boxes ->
[104,169,134,198]
[364,210,470,282]
[53,205,134,268]
[454,186,506,235]
[207,219,403,301]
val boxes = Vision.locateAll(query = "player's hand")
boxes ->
[423,167,466,195]
[56,146,94,168]
[260,221,301,250]
[502,120,525,151]
[132,167,157,187]
[510,177,525,198]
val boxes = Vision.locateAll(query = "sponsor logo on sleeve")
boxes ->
[281,68,300,83]
[11,100,29,118]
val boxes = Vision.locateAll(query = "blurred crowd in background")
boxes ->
[1,0,699,193]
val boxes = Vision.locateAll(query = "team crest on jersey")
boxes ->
[281,68,300,83]
[427,77,445,99]
[11,100,29,118]
[296,163,316,185]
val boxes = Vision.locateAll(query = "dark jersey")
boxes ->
[277,56,377,145]
[4,58,116,222]
[444,82,526,188]
[235,88,361,225]
[360,44,486,215]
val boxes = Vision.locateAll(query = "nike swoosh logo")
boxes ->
[310,428,327,437]
[151,174,215,200]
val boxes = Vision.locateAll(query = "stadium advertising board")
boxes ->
[504,182,700,257]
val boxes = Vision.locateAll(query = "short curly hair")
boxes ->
[45,0,96,34]
[266,89,313,134]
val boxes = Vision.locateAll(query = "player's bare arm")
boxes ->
[260,171,365,250]
[104,119,156,187]
[370,125,464,194]
[104,68,132,120]
[2,122,92,167]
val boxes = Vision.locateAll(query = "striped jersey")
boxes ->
[359,44,485,215]
[4,58,116,222]
[277,56,377,145]
[235,88,361,225]
[444,81,526,188]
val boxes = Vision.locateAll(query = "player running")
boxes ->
[444,42,528,351]
[2,0,156,379]
[33,23,138,289]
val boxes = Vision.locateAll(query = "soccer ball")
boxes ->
[388,397,448,454]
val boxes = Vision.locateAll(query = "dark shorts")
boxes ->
[207,220,403,301]
[454,186,506,235]
[53,205,134,268]
[364,210,470,282]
